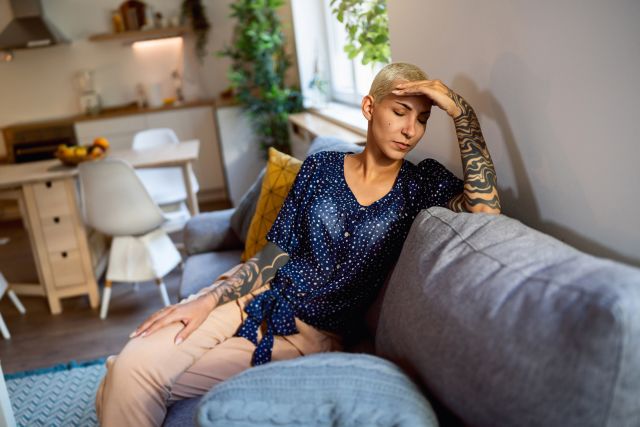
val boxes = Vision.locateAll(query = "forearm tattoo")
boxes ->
[447,90,501,213]
[207,242,290,308]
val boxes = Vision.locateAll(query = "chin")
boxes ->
[383,148,408,161]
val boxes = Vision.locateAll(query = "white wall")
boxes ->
[0,0,298,157]
[387,0,640,266]
[0,0,206,157]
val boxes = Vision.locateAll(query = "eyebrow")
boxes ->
[395,101,431,116]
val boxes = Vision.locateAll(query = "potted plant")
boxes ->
[181,0,211,64]
[330,0,390,65]
[220,0,302,155]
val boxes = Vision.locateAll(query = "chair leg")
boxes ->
[7,290,25,315]
[155,278,171,306]
[0,362,17,427]
[100,280,113,320]
[0,314,10,340]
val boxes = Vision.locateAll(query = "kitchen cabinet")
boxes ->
[215,106,263,207]
[74,104,227,202]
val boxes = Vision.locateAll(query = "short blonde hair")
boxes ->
[368,63,429,103]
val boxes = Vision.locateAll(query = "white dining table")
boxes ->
[0,140,200,314]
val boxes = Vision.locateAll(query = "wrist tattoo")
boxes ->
[448,89,501,212]
[206,243,290,308]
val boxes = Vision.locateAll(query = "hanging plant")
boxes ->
[181,0,211,63]
[220,0,303,155]
[330,0,391,65]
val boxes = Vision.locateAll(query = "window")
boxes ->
[322,0,384,106]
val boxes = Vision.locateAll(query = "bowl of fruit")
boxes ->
[55,137,110,166]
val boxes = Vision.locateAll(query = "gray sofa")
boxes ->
[165,137,640,426]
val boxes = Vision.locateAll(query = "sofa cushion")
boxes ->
[241,148,302,261]
[376,207,640,427]
[230,168,266,245]
[179,250,243,299]
[163,396,202,427]
[306,135,364,156]
[184,208,244,256]
[196,352,439,427]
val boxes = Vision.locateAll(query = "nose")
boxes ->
[401,119,416,140]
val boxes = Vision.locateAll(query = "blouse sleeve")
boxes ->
[265,153,318,254]
[417,158,464,209]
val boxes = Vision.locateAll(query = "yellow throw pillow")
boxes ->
[241,147,302,261]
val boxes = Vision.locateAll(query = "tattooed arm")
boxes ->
[393,80,501,214]
[202,242,290,309]
[130,242,289,343]
[445,91,501,214]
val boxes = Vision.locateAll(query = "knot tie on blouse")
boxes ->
[234,288,298,366]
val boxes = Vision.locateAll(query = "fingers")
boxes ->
[139,310,184,338]
[130,306,175,338]
[393,79,449,94]
[173,319,199,346]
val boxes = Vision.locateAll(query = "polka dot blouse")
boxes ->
[235,150,463,365]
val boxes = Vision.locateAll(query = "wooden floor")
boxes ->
[0,200,230,374]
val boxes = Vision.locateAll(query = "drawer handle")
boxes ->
[54,217,60,224]
[46,181,52,188]
[61,251,68,258]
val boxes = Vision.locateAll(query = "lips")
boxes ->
[393,141,411,150]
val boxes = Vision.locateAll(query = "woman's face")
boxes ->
[363,90,432,161]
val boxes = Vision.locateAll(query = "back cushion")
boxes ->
[230,168,266,244]
[241,148,302,261]
[376,207,640,427]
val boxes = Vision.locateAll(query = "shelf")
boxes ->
[88,26,190,44]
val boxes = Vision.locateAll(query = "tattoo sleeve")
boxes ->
[447,90,501,213]
[203,242,290,308]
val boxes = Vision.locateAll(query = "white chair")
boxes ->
[0,272,26,340]
[78,159,182,320]
[0,362,17,427]
[132,128,200,233]
[0,233,26,341]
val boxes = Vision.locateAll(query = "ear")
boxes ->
[361,95,375,121]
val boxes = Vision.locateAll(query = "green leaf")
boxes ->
[330,0,390,66]
[221,0,302,155]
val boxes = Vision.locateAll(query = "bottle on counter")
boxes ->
[171,70,185,105]
[135,83,148,108]
[111,10,125,33]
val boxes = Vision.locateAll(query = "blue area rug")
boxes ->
[4,358,106,427]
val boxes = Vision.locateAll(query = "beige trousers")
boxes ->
[95,264,343,427]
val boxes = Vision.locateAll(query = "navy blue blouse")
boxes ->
[235,150,463,365]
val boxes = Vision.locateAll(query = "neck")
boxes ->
[350,143,403,182]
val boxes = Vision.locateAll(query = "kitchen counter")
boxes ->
[3,98,220,130]
[1,97,238,164]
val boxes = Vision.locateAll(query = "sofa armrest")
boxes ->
[183,208,244,255]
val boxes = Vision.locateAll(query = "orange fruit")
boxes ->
[90,146,105,158]
[75,146,88,158]
[93,137,110,150]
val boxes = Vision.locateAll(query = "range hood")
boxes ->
[0,0,68,51]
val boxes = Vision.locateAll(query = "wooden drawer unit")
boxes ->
[19,177,100,313]
[49,249,86,288]
[41,215,78,253]
[33,179,72,218]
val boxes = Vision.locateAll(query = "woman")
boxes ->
[96,63,501,426]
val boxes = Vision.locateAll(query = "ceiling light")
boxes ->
[131,37,183,49]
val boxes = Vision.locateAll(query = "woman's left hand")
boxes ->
[392,80,462,118]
